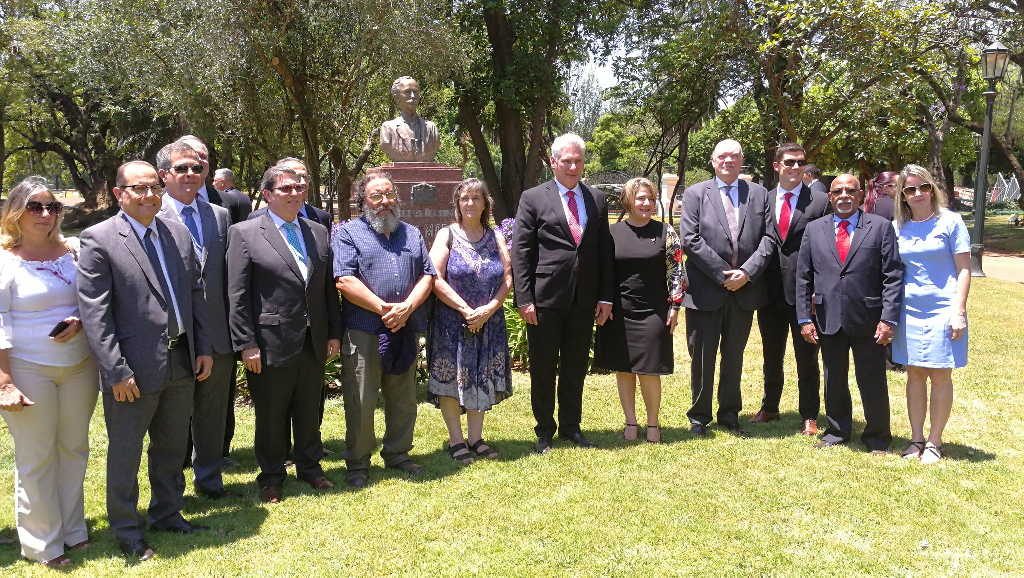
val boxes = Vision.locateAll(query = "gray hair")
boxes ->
[353,172,394,208]
[260,165,298,192]
[214,168,235,181]
[155,142,200,171]
[275,156,303,166]
[550,133,586,160]
[176,134,208,156]
[711,139,743,160]
[390,76,418,96]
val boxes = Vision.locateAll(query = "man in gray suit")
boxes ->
[156,142,234,499]
[679,139,776,437]
[77,161,213,561]
[227,164,341,503]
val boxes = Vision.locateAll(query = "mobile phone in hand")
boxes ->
[48,320,71,338]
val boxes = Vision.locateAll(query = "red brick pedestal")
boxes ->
[367,162,463,243]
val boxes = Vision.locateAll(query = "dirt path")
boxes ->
[983,254,1024,284]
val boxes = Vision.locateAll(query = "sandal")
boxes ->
[446,442,475,465]
[623,423,640,441]
[468,439,499,459]
[646,425,662,444]
[901,440,926,460]
[920,442,943,465]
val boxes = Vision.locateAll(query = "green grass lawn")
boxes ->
[2,279,1023,575]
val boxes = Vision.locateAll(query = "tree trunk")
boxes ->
[669,121,691,226]
[457,91,504,217]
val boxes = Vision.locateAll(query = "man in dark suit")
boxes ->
[679,139,776,437]
[802,164,827,196]
[227,164,342,503]
[212,168,253,224]
[155,142,234,498]
[249,158,332,227]
[511,133,614,454]
[77,161,214,561]
[795,173,902,452]
[751,143,830,435]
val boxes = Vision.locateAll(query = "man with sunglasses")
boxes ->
[77,160,214,560]
[249,158,332,228]
[175,135,223,206]
[751,143,830,435]
[334,173,436,488]
[795,174,902,453]
[155,142,234,500]
[227,165,341,503]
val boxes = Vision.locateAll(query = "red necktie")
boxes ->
[566,191,583,245]
[836,220,850,262]
[778,192,793,242]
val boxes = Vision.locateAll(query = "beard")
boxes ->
[363,203,401,235]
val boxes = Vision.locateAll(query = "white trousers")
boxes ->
[2,356,97,561]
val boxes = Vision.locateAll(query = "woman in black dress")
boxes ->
[594,177,686,443]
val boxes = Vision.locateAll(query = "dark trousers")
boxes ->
[247,334,325,487]
[185,351,234,493]
[104,343,194,543]
[223,355,238,457]
[819,328,892,450]
[757,302,821,419]
[685,299,753,427]
[526,303,594,439]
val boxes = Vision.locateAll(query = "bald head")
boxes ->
[710,139,744,183]
[828,173,864,218]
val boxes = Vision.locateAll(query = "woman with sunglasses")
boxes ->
[891,165,970,465]
[0,177,97,567]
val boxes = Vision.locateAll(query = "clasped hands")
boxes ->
[461,301,499,334]
[721,269,749,292]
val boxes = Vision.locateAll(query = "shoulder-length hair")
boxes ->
[452,178,494,228]
[0,176,65,250]
[895,164,948,227]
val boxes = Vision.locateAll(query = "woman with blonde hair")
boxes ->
[891,165,970,464]
[0,177,97,567]
[594,177,686,443]
[427,178,513,464]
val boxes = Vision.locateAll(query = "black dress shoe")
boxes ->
[690,423,709,437]
[559,431,596,448]
[535,437,552,454]
[151,518,209,534]
[198,488,236,500]
[346,470,369,489]
[814,434,847,448]
[721,424,750,439]
[119,539,155,561]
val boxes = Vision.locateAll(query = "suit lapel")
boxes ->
[705,181,731,235]
[117,215,167,307]
[735,180,749,237]
[579,183,599,240]
[198,201,218,247]
[549,181,575,245]
[841,212,870,272]
[154,219,187,315]
[788,184,811,239]
[300,219,319,282]
[260,214,304,282]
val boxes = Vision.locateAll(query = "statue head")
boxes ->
[391,76,421,117]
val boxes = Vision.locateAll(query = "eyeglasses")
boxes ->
[367,191,399,203]
[829,187,860,196]
[171,164,204,175]
[25,201,64,215]
[119,184,164,196]
[902,183,933,195]
[273,184,307,194]
[781,159,809,168]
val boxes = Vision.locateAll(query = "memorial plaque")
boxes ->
[411,182,438,205]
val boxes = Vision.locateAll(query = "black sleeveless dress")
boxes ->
[593,220,673,375]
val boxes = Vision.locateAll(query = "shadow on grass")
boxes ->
[889,436,996,462]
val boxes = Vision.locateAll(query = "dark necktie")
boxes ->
[143,228,181,338]
[181,206,203,248]
[836,220,851,263]
[565,191,583,245]
[778,192,794,242]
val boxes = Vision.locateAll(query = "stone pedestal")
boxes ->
[367,162,463,243]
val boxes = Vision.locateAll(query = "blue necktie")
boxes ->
[181,206,203,248]
[283,222,306,265]
[142,229,181,338]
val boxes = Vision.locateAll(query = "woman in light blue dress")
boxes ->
[891,165,971,465]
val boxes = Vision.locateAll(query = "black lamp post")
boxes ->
[971,41,1010,277]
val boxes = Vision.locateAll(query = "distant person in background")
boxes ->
[891,165,971,465]
[593,177,686,443]
[427,179,512,464]
[866,171,898,221]
[212,168,252,224]
[0,177,97,568]
[802,164,827,195]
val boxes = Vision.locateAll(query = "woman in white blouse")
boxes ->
[0,176,97,568]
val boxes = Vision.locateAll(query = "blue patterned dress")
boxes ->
[427,226,512,411]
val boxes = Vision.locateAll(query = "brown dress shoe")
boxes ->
[260,485,283,503]
[801,419,819,436]
[303,475,335,490]
[750,410,780,423]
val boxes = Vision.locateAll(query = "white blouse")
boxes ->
[0,243,90,366]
